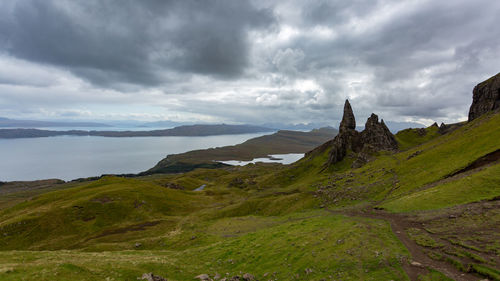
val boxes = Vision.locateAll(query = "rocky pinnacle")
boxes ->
[339,99,356,132]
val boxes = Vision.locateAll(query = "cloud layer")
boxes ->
[1,0,499,126]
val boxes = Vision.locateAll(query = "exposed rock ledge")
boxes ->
[468,72,500,121]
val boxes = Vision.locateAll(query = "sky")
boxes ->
[0,0,499,127]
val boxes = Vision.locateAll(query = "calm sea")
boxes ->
[0,133,269,181]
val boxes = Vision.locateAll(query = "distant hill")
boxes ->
[138,120,186,128]
[144,127,338,174]
[0,117,111,128]
[0,124,273,139]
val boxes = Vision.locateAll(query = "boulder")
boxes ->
[242,273,255,280]
[468,72,500,121]
[195,274,211,280]
[141,273,168,281]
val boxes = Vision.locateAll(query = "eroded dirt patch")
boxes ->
[86,221,161,241]
[447,149,500,177]
[327,201,500,281]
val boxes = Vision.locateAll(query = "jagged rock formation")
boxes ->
[327,100,398,167]
[360,113,398,151]
[468,72,500,121]
[438,121,465,135]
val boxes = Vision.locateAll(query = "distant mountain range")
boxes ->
[0,124,274,139]
[0,117,111,128]
[0,116,425,134]
[261,121,425,133]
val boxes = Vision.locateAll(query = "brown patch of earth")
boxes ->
[327,200,500,281]
[86,221,161,241]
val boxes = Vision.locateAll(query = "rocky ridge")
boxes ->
[328,100,398,167]
[468,72,500,121]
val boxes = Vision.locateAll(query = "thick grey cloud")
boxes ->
[0,0,274,86]
[0,0,499,127]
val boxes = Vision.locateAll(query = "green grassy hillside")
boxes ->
[0,111,498,280]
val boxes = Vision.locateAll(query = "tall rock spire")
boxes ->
[339,100,356,132]
[327,101,398,167]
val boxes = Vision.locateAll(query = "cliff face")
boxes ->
[327,100,398,166]
[468,72,500,121]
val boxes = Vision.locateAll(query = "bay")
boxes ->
[219,153,304,166]
[0,133,269,181]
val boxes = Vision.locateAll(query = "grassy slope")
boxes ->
[0,172,410,280]
[382,163,500,212]
[0,112,499,280]
[395,125,441,151]
[314,111,500,211]
[0,213,409,281]
[380,112,500,210]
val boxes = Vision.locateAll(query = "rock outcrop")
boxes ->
[328,100,361,164]
[194,273,256,281]
[327,100,398,167]
[468,72,500,121]
[141,273,168,281]
[360,113,398,151]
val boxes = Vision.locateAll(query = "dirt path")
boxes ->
[325,208,482,281]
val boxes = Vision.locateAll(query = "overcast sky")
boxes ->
[1,0,499,126]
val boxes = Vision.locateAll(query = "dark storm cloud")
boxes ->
[1,0,500,126]
[0,0,274,86]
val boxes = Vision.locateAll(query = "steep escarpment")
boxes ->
[468,72,500,121]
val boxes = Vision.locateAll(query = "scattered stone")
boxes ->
[242,273,255,280]
[218,274,257,281]
[162,182,184,190]
[141,273,168,281]
[195,274,210,280]
[410,261,423,267]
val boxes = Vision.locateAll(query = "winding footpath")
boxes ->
[326,207,481,281]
